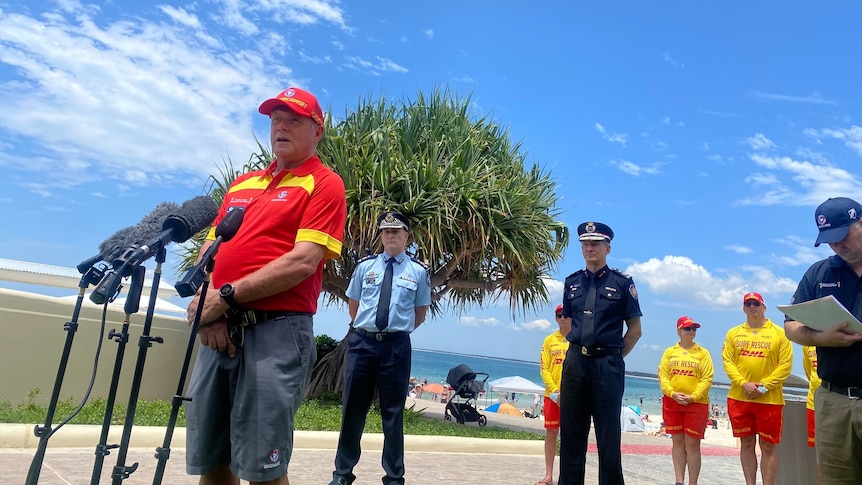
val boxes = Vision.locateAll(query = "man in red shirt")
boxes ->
[185,87,347,485]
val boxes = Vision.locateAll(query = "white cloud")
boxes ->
[520,318,552,331]
[771,235,829,267]
[737,153,862,206]
[805,126,862,157]
[610,160,664,176]
[724,245,753,254]
[0,1,354,193]
[594,122,628,146]
[459,316,501,327]
[159,5,202,29]
[662,52,684,68]
[423,28,434,39]
[750,90,836,105]
[625,255,797,308]
[343,56,409,75]
[662,116,671,125]
[747,133,776,151]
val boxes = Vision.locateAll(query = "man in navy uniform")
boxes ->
[784,197,862,483]
[559,221,643,485]
[329,211,432,485]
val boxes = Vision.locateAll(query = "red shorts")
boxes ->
[662,396,709,439]
[806,407,815,448]
[544,397,560,429]
[727,398,784,444]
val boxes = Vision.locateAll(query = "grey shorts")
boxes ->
[185,313,316,482]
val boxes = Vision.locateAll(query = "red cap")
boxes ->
[743,292,764,304]
[258,87,324,126]
[555,304,564,314]
[676,316,701,329]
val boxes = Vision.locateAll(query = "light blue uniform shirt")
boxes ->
[347,251,431,333]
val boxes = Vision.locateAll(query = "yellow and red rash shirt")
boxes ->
[802,345,821,411]
[540,330,568,396]
[722,319,793,405]
[658,343,714,404]
[209,157,346,313]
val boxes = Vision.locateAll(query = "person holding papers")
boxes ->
[784,197,862,484]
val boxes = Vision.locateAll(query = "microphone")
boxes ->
[110,196,218,271]
[90,197,218,305]
[175,208,245,297]
[76,203,180,274]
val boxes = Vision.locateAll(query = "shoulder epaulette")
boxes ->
[409,256,430,270]
[610,267,633,279]
[357,253,379,264]
[565,269,585,279]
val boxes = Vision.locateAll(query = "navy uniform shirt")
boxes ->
[786,255,862,387]
[562,265,642,348]
[347,251,431,333]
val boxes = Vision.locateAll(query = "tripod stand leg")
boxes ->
[152,275,211,484]
[25,286,89,485]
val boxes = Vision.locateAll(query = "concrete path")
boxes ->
[1,397,748,484]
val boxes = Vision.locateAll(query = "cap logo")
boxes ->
[585,222,596,233]
[385,213,396,223]
[817,214,829,229]
[285,88,296,97]
[850,208,857,220]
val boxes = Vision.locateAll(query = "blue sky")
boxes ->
[2,1,861,382]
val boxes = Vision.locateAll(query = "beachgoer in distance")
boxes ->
[722,292,793,485]
[658,316,714,485]
[784,197,862,484]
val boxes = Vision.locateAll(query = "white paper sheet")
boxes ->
[778,295,862,333]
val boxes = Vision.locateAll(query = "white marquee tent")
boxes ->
[487,375,545,394]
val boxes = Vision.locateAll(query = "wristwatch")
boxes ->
[218,283,243,312]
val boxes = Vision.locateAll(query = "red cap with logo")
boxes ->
[743,292,764,304]
[676,316,701,329]
[555,304,564,314]
[258,87,324,126]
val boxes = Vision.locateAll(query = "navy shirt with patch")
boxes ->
[786,255,862,388]
[562,265,642,348]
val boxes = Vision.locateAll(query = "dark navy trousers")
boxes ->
[333,331,411,485]
[559,347,626,485]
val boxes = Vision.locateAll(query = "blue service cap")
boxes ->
[378,211,411,230]
[814,197,862,247]
[577,221,613,242]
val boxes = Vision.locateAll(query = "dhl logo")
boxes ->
[739,349,766,357]
[672,369,696,377]
[554,358,563,365]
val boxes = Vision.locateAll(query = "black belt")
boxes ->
[571,344,621,357]
[356,328,408,341]
[238,310,306,326]
[822,380,862,400]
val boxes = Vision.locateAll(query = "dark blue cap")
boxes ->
[577,221,613,242]
[814,197,862,247]
[377,211,410,230]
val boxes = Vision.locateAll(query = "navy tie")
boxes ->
[581,278,597,347]
[375,258,395,331]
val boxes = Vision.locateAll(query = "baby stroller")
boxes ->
[444,364,489,426]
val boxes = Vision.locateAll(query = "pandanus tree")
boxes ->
[182,87,569,398]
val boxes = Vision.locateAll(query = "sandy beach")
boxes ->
[408,395,740,449]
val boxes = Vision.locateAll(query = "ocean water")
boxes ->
[411,348,730,418]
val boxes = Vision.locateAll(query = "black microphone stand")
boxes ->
[25,264,107,485]
[110,246,167,483]
[152,257,215,484]
[89,265,146,484]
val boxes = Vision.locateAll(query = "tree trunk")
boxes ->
[306,326,353,399]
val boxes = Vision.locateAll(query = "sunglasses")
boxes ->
[744,301,762,307]
[555,314,563,318]
[680,327,697,332]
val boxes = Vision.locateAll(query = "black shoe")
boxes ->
[328,477,351,485]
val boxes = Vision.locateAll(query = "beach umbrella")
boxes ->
[420,383,444,394]
[492,402,524,417]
